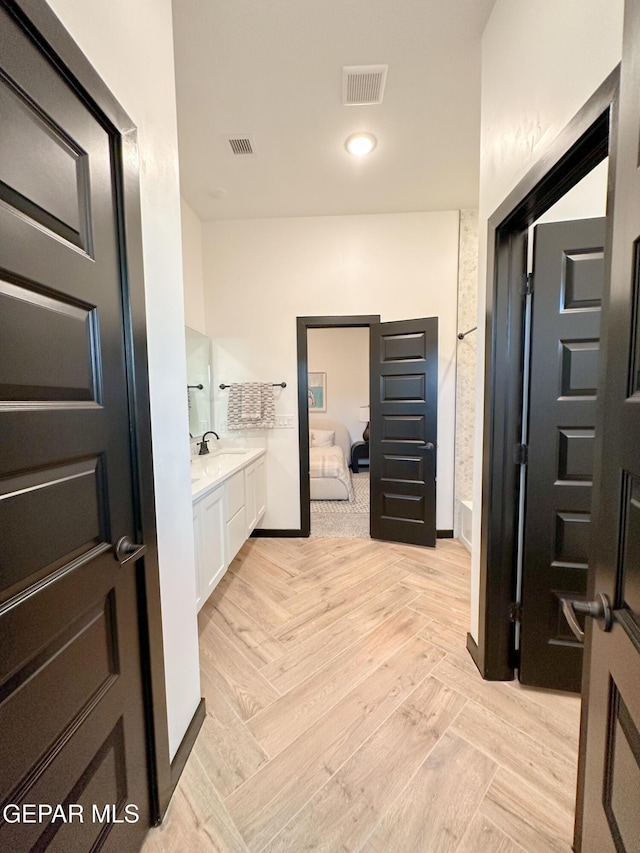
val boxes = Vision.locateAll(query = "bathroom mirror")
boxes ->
[185,325,212,438]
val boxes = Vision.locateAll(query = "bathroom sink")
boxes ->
[210,451,249,461]
[190,449,252,485]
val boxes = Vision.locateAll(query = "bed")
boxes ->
[309,417,354,501]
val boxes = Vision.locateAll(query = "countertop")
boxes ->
[191,447,266,500]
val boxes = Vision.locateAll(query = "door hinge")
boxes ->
[523,272,534,296]
[509,601,523,623]
[513,443,528,465]
[510,646,521,671]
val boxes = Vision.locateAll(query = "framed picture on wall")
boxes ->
[308,372,326,412]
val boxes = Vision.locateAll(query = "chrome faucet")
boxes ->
[198,430,220,455]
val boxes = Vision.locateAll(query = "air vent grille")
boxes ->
[342,65,388,106]
[225,135,256,156]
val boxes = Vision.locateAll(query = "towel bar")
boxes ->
[457,326,477,340]
[219,381,286,389]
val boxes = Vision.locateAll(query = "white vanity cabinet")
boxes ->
[225,470,247,564]
[193,503,203,611]
[193,484,226,612]
[191,448,266,612]
[255,456,266,521]
[244,463,256,534]
[245,456,266,536]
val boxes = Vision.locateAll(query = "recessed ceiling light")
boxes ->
[345,132,377,156]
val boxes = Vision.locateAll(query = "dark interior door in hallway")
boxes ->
[575,1,640,848]
[519,217,606,693]
[370,317,438,547]
[0,6,150,851]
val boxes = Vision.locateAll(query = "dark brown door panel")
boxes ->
[519,217,605,692]
[0,4,151,850]
[370,317,438,547]
[575,3,640,848]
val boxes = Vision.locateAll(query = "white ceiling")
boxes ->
[172,0,496,221]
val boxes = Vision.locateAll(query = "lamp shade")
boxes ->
[358,406,370,423]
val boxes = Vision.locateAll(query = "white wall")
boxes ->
[307,327,369,447]
[181,198,206,333]
[471,0,624,640]
[48,0,201,758]
[534,159,609,226]
[203,211,460,531]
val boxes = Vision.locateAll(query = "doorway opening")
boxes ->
[297,316,379,539]
[306,325,371,539]
[516,162,608,692]
[475,69,618,688]
[297,314,440,547]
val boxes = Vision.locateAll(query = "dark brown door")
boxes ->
[370,317,438,547]
[519,217,606,692]
[575,2,640,849]
[0,7,150,852]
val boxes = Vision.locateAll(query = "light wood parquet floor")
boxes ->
[141,536,581,853]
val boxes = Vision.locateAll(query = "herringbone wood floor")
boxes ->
[142,536,581,853]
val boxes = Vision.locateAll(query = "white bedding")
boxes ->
[309,445,354,501]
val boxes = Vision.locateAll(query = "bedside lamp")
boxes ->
[358,406,370,442]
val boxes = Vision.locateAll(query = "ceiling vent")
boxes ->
[342,65,388,106]
[224,135,256,156]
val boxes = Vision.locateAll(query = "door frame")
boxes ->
[296,315,380,537]
[474,68,620,680]
[6,0,173,821]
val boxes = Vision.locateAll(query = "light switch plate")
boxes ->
[274,414,295,428]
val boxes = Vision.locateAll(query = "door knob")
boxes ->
[425,442,435,451]
[561,592,613,643]
[114,536,147,566]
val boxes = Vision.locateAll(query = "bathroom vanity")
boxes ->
[191,448,266,611]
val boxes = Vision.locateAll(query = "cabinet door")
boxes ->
[199,485,227,609]
[255,457,266,522]
[227,507,247,565]
[245,463,257,535]
[193,504,203,611]
[225,469,245,521]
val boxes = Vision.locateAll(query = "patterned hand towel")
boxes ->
[227,384,243,429]
[260,383,275,429]
[241,382,262,420]
[227,382,276,430]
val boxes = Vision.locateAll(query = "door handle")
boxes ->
[114,535,147,566]
[560,592,613,643]
[425,442,435,451]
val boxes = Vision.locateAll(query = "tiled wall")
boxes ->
[454,209,479,536]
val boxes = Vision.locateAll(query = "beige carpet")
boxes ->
[310,472,369,514]
[310,472,369,537]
